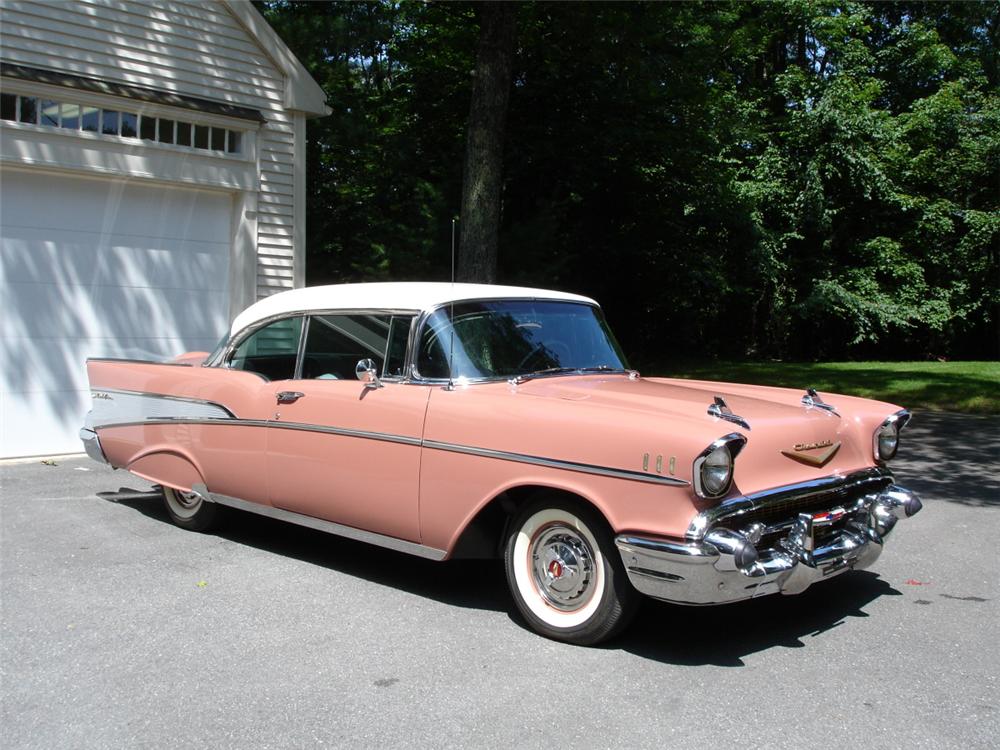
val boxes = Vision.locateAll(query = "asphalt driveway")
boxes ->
[1,412,997,749]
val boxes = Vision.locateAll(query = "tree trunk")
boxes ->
[457,2,517,283]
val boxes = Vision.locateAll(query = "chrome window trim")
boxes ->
[686,466,894,541]
[206,491,446,561]
[215,312,306,378]
[93,414,688,487]
[206,308,422,372]
[292,315,310,381]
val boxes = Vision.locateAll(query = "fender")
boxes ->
[126,446,206,494]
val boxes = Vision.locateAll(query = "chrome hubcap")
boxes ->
[175,491,201,509]
[530,524,595,611]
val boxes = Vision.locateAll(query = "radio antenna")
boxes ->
[446,216,458,391]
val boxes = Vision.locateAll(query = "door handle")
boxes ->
[276,391,305,404]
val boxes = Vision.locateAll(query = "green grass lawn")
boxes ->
[645,360,1000,414]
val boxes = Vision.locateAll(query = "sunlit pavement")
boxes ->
[1,412,997,749]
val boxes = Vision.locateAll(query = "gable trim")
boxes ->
[222,0,330,118]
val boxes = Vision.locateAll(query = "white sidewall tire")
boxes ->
[162,487,218,532]
[512,508,606,629]
[164,487,202,520]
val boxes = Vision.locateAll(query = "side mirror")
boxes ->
[355,358,383,389]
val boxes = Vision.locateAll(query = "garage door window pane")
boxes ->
[229,317,303,381]
[139,115,156,140]
[101,110,119,135]
[158,118,175,144]
[81,106,99,132]
[194,124,209,149]
[19,97,37,124]
[210,127,225,151]
[176,121,192,146]
[40,100,59,126]
[120,112,137,138]
[60,103,80,130]
[1,93,15,121]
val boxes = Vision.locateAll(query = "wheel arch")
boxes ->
[447,482,613,560]
[125,445,207,494]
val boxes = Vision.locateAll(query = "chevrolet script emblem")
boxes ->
[781,439,841,467]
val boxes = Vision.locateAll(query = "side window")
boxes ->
[302,314,391,380]
[385,315,414,377]
[228,317,302,381]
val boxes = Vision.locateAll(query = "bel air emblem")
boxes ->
[781,439,841,467]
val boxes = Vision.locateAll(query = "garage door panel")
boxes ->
[1,169,232,458]
[2,281,229,340]
[1,171,232,239]
[2,226,229,290]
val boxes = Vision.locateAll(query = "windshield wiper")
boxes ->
[509,365,632,385]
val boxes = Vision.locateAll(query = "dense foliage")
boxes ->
[260,1,999,361]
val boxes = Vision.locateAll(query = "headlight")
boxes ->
[693,433,747,499]
[873,410,911,463]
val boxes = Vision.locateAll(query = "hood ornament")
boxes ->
[801,388,839,416]
[707,396,751,431]
[781,439,841,466]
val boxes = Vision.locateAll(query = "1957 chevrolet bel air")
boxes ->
[81,282,921,644]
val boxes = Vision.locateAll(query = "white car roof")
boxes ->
[230,282,598,334]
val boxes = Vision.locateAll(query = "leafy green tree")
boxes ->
[259,0,999,361]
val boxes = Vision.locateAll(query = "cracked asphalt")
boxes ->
[1,412,997,749]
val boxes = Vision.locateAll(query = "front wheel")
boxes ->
[162,486,220,532]
[504,499,639,645]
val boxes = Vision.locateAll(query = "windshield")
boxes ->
[416,300,628,380]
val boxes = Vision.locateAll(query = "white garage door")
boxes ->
[1,169,232,458]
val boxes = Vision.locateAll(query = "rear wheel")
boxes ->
[504,498,638,645]
[162,486,220,532]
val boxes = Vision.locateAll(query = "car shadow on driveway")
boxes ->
[99,485,902,665]
[98,486,510,614]
[615,572,901,666]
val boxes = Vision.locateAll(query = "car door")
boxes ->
[265,312,429,542]
[213,314,306,505]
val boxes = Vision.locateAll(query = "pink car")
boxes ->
[81,282,921,644]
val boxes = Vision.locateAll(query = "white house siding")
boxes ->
[0,0,302,299]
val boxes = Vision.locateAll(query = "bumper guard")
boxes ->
[615,483,921,605]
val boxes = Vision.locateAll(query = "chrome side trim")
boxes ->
[91,412,685,486]
[421,439,689,487]
[92,388,237,417]
[87,389,236,429]
[92,417,424,447]
[87,357,194,367]
[207,492,447,561]
[686,466,893,541]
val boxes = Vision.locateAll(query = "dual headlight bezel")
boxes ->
[693,433,748,499]
[873,410,911,463]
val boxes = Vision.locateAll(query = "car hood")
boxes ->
[514,374,900,495]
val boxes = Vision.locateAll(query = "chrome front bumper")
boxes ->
[615,481,922,605]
